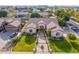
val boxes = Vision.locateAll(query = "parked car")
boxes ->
[71,27,79,33]
[10,32,17,38]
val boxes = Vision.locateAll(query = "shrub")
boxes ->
[25,33,36,44]
[67,33,77,40]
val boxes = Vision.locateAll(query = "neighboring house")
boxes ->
[25,23,37,34]
[24,17,63,39]
[12,12,29,21]
[13,12,28,17]
[15,6,28,12]
[32,8,41,13]
[51,27,63,39]
[44,8,52,12]
[0,18,21,32]
[39,12,49,18]
[0,19,6,31]
[5,19,21,32]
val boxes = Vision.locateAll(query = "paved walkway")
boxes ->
[35,30,50,54]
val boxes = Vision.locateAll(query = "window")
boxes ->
[29,29,32,32]
[56,32,60,36]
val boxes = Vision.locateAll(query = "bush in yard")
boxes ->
[67,33,77,40]
[25,33,36,44]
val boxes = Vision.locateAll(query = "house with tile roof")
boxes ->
[5,19,21,32]
[24,17,64,39]
[0,18,21,32]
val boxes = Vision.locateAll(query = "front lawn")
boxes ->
[48,37,79,53]
[11,33,36,52]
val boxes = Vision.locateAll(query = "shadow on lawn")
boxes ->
[49,37,72,52]
[11,36,21,47]
[25,33,36,45]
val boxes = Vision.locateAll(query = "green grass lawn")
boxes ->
[48,37,79,53]
[12,33,36,52]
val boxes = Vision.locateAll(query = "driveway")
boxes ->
[35,30,50,53]
[0,34,8,49]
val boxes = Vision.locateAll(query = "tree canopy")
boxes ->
[31,13,41,18]
[55,8,70,27]
[0,11,8,17]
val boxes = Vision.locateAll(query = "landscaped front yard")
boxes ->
[48,37,79,53]
[11,33,36,52]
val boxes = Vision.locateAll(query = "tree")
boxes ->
[55,8,70,27]
[0,11,8,17]
[67,33,77,40]
[31,13,41,18]
[58,18,66,27]
[55,9,65,16]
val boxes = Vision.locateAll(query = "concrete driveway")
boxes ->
[36,30,50,53]
[0,34,8,49]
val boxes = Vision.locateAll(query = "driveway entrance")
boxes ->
[35,28,50,53]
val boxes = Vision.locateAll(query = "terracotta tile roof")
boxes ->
[5,18,14,23]
[47,22,57,29]
[0,19,5,26]
[51,26,63,32]
[8,19,21,27]
[0,18,21,27]
[28,17,58,25]
[26,22,37,28]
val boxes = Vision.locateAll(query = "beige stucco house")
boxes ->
[0,19,6,31]
[0,18,21,32]
[24,17,63,39]
[5,19,21,32]
[25,22,37,34]
[39,12,49,18]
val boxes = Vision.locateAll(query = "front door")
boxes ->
[37,25,45,33]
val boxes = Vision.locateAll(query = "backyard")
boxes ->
[11,33,36,52]
[48,36,79,53]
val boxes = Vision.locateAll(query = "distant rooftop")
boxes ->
[0,17,21,27]
[10,20,21,27]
